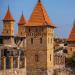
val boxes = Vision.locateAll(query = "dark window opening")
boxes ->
[36,28,38,32]
[70,48,72,51]
[51,38,52,43]
[40,38,42,44]
[29,28,30,32]
[31,38,33,44]
[6,30,8,33]
[50,54,51,61]
[35,54,39,62]
[19,56,25,68]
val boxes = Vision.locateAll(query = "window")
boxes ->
[31,38,33,44]
[19,56,25,68]
[70,48,72,51]
[20,32,22,35]
[50,54,51,61]
[36,28,38,32]
[29,28,30,32]
[51,38,52,43]
[6,30,8,33]
[35,54,39,62]
[40,38,42,44]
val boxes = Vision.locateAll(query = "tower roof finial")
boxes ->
[73,20,75,27]
[38,0,41,3]
[22,11,23,16]
[74,20,75,25]
[3,5,14,21]
[18,12,26,25]
[8,4,10,11]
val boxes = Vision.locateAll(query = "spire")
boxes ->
[28,0,55,28]
[3,6,14,21]
[18,13,26,25]
[67,22,75,42]
[73,20,75,26]
[38,0,41,3]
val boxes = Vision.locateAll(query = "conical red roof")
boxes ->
[67,23,75,42]
[3,7,14,21]
[27,0,55,27]
[18,14,26,25]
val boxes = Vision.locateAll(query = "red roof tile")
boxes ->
[27,0,55,28]
[18,14,26,25]
[67,23,75,42]
[3,7,14,21]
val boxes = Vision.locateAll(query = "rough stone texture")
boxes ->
[18,25,26,38]
[67,45,75,58]
[2,21,15,45]
[0,69,26,75]
[25,26,54,75]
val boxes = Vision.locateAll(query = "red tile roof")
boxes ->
[67,23,75,42]
[27,0,55,28]
[18,13,26,25]
[3,7,14,21]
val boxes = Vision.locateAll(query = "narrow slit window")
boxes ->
[35,54,39,62]
[50,54,51,61]
[40,38,42,44]
[51,38,52,43]
[31,38,33,44]
[29,28,30,32]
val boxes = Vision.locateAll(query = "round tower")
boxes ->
[18,13,27,38]
[17,13,27,48]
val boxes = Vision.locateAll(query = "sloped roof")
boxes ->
[3,7,14,21]
[67,23,75,42]
[27,0,55,27]
[18,13,26,25]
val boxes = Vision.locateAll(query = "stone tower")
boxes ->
[67,22,75,58]
[18,13,27,48]
[18,13,26,38]
[25,0,55,75]
[2,7,15,45]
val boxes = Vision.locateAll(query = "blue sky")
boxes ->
[0,0,75,38]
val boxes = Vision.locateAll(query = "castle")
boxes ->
[0,0,57,75]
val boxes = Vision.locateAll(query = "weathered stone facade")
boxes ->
[25,26,54,75]
[0,0,56,75]
[2,8,15,46]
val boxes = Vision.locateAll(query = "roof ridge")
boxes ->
[40,3,49,25]
[40,3,46,24]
